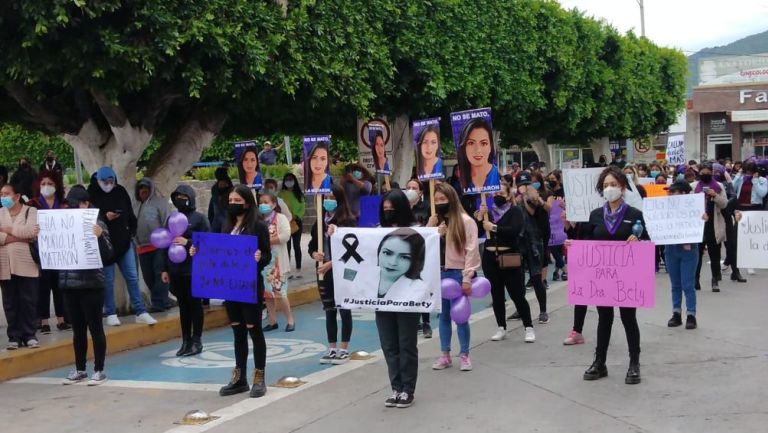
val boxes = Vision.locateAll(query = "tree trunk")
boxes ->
[531,138,552,169]
[390,114,412,189]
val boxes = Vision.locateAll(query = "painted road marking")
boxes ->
[9,377,221,392]
[160,339,327,369]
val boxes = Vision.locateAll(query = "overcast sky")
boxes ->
[558,0,768,54]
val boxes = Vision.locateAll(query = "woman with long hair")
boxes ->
[258,191,295,332]
[691,163,728,294]
[305,141,333,193]
[372,130,390,173]
[429,183,480,371]
[309,184,357,364]
[237,147,263,189]
[417,125,443,178]
[456,119,500,193]
[278,173,305,272]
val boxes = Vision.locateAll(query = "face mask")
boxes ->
[382,210,397,225]
[435,203,450,216]
[19,162,29,169]
[404,189,419,203]
[323,199,337,212]
[228,203,246,216]
[258,204,273,215]
[41,186,56,198]
[352,170,362,180]
[263,188,274,194]
[46,156,54,162]
[98,180,114,193]
[602,186,622,203]
[284,180,295,188]
[700,174,712,183]
[1,197,14,208]
[531,181,541,190]
[650,170,659,178]
[173,198,190,211]
[547,180,557,189]
[493,196,507,207]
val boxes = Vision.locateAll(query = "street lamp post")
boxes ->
[636,0,645,37]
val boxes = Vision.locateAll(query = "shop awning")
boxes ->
[731,110,768,122]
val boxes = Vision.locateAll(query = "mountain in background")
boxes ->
[687,29,768,95]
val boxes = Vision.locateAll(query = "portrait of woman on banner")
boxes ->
[371,130,391,175]
[304,140,333,194]
[416,124,444,181]
[237,146,263,190]
[456,118,500,194]
[375,228,428,302]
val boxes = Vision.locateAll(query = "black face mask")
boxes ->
[19,162,29,169]
[548,180,557,189]
[435,203,450,216]
[228,203,247,216]
[526,198,541,208]
[699,174,712,183]
[46,156,54,162]
[493,196,507,207]
[381,210,397,226]
[173,198,190,211]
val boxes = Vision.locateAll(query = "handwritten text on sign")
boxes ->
[643,193,705,245]
[563,168,605,222]
[37,209,103,270]
[736,211,768,269]
[191,232,259,303]
[567,240,655,308]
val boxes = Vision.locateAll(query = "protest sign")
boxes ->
[358,195,383,228]
[666,135,685,165]
[643,184,668,197]
[191,232,259,303]
[736,211,768,268]
[643,193,705,245]
[567,240,655,308]
[37,209,103,270]
[451,108,500,194]
[233,140,263,189]
[303,135,332,195]
[638,177,656,186]
[331,227,441,313]
[548,199,567,246]
[413,117,444,181]
[358,119,392,174]
[562,167,605,222]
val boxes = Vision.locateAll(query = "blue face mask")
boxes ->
[531,181,541,190]
[258,204,273,215]
[352,170,362,180]
[676,174,685,181]
[323,199,338,212]
[0,197,13,208]
[650,170,659,178]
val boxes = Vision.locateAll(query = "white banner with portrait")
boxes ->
[331,227,441,313]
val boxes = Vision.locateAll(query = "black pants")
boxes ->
[63,289,106,371]
[482,250,532,328]
[376,312,419,394]
[170,274,203,339]
[139,250,171,310]
[696,222,722,285]
[530,272,547,314]
[596,307,640,359]
[38,269,67,321]
[326,308,353,343]
[2,275,39,343]
[572,305,588,333]
[225,301,266,371]
[286,219,302,270]
[421,313,430,325]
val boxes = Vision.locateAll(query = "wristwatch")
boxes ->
[491,224,498,233]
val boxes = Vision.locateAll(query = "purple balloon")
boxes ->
[168,244,187,264]
[450,296,472,324]
[470,277,491,298]
[441,278,462,300]
[150,228,172,249]
[167,211,189,237]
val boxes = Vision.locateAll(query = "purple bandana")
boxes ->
[603,202,628,236]
[491,203,511,223]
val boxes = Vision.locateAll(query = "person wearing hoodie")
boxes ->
[161,185,210,356]
[134,177,172,313]
[9,157,37,200]
[88,166,156,326]
[208,167,233,234]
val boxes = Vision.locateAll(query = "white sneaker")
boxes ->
[135,312,157,325]
[747,268,756,275]
[105,315,121,326]
[87,371,107,386]
[524,327,536,343]
[491,327,506,341]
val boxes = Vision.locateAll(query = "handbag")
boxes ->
[24,207,41,265]
[289,218,300,235]
[493,215,521,269]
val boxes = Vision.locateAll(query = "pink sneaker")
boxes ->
[563,330,585,345]
[432,355,452,370]
[459,354,472,371]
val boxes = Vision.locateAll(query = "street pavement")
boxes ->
[1,264,767,433]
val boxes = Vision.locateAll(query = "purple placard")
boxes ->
[358,195,383,227]
[369,124,391,175]
[303,135,332,195]
[450,108,500,195]
[233,140,263,190]
[191,232,259,304]
[548,199,567,246]
[413,117,444,181]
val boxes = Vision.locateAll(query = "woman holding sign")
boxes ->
[692,163,728,294]
[571,166,648,385]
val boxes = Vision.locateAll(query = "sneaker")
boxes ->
[747,268,756,275]
[63,370,88,385]
[685,315,697,330]
[385,390,400,407]
[40,324,51,335]
[319,349,337,364]
[524,327,536,343]
[105,315,121,326]
[25,338,40,348]
[87,371,107,386]
[422,323,433,339]
[552,270,561,281]
[507,311,521,321]
[396,392,414,408]
[538,312,549,324]
[57,322,71,331]
[459,354,472,371]
[667,312,682,327]
[332,350,350,365]
[491,327,506,341]
[561,272,568,281]
[135,312,157,325]
[431,355,452,370]
[563,330,585,345]
[6,341,19,350]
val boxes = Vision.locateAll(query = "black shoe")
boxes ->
[685,315,697,330]
[507,311,521,321]
[422,323,433,339]
[561,272,568,281]
[625,354,641,385]
[667,312,682,327]
[385,391,400,407]
[731,270,747,283]
[583,355,608,381]
[147,306,166,314]
[543,279,549,289]
[219,368,249,396]
[40,324,51,335]
[552,270,561,281]
[56,322,71,331]
[263,323,279,332]
[176,339,191,357]
[183,337,203,356]
[712,278,720,293]
[525,278,533,288]
[285,323,295,332]
[395,392,414,408]
[249,369,267,398]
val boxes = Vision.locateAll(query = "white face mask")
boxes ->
[98,180,114,194]
[40,185,56,198]
[284,180,295,188]
[404,189,419,203]
[602,186,623,203]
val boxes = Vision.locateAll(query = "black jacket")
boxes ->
[58,220,114,290]
[308,212,357,310]
[164,185,211,276]
[579,205,649,241]
[486,205,524,252]
[88,175,138,263]
[10,166,37,199]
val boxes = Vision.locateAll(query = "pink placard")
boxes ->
[567,240,656,308]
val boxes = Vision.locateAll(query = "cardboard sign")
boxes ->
[567,240,656,308]
[358,195,383,228]
[643,193,705,245]
[451,107,500,195]
[562,168,605,222]
[548,199,567,246]
[37,209,103,270]
[413,117,445,181]
[736,211,768,268]
[191,232,259,303]
[666,135,685,165]
[303,135,332,195]
[643,184,668,197]
[233,141,263,189]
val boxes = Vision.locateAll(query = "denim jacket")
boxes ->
[732,174,768,205]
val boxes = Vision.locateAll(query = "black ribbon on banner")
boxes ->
[340,234,364,264]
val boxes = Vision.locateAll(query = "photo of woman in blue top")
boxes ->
[304,140,333,194]
[456,118,500,194]
[237,146,263,190]
[416,124,443,180]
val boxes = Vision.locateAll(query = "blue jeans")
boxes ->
[665,244,698,315]
[104,244,146,316]
[439,270,470,354]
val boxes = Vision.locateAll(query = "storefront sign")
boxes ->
[739,90,768,104]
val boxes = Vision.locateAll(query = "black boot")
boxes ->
[175,338,191,357]
[183,336,203,356]
[250,369,267,398]
[711,278,720,293]
[667,312,682,327]
[583,353,608,380]
[625,353,641,385]
[219,368,249,396]
[731,269,747,283]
